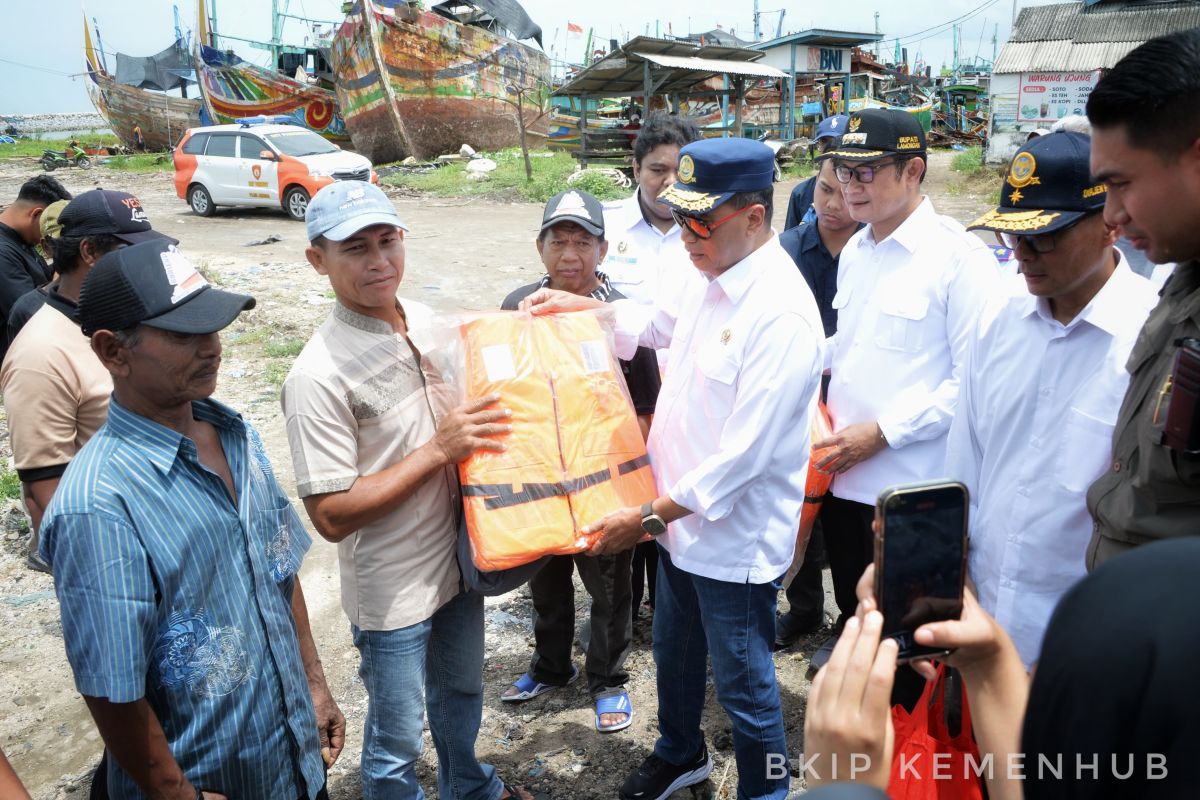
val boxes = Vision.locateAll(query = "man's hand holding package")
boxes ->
[813,421,888,474]
[432,394,512,464]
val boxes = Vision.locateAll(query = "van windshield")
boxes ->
[265,130,338,157]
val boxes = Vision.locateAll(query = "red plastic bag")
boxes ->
[886,663,984,800]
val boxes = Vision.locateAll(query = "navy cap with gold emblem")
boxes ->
[818,108,926,162]
[968,131,1106,235]
[656,138,775,215]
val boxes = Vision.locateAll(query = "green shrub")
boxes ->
[951,146,984,176]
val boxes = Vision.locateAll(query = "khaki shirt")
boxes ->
[1087,260,1200,568]
[282,300,461,631]
[0,302,112,479]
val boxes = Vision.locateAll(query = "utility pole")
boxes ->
[992,22,998,66]
[754,0,761,42]
[952,23,959,78]
[874,12,880,59]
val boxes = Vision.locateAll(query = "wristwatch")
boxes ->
[641,502,667,537]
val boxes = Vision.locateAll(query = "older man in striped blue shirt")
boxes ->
[41,240,342,800]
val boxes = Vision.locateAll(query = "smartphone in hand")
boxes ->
[874,480,968,663]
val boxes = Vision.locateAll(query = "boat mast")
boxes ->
[92,16,110,73]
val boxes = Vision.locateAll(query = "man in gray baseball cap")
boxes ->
[284,181,531,799]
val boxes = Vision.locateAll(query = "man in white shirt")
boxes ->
[600,112,701,624]
[521,138,824,800]
[813,108,997,667]
[947,131,1158,668]
[601,112,700,306]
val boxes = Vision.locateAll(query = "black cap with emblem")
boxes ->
[818,108,927,162]
[968,131,1106,235]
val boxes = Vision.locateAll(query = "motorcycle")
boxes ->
[40,142,92,171]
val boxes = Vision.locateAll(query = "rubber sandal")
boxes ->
[499,783,534,800]
[594,688,633,732]
[25,552,51,575]
[500,663,578,702]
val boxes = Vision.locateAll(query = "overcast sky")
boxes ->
[0,0,1062,114]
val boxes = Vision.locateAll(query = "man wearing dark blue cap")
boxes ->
[784,114,848,230]
[946,131,1157,669]
[41,240,344,799]
[521,138,825,800]
[811,108,997,671]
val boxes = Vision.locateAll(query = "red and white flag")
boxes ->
[567,21,583,37]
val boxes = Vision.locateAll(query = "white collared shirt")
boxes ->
[827,197,999,504]
[613,235,825,583]
[601,192,689,306]
[945,255,1157,668]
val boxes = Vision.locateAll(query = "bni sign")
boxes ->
[805,46,851,73]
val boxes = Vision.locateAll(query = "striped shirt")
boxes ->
[40,397,325,799]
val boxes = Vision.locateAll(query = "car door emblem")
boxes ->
[252,164,262,180]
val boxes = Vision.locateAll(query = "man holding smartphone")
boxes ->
[947,131,1158,668]
[812,108,997,668]
[1085,29,1200,567]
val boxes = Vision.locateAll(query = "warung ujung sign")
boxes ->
[1017,70,1100,123]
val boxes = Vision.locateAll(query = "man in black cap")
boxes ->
[521,137,825,800]
[812,107,996,669]
[0,189,176,572]
[1085,28,1200,567]
[0,175,71,359]
[498,189,660,734]
[946,131,1157,669]
[6,188,175,341]
[40,240,344,799]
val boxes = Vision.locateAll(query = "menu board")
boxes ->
[1017,71,1100,123]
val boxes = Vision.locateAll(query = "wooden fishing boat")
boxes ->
[193,0,349,142]
[82,15,202,151]
[330,0,550,163]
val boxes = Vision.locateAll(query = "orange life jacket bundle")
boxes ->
[457,310,656,570]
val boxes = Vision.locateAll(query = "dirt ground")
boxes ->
[0,150,996,799]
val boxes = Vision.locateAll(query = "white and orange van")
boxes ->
[173,118,377,220]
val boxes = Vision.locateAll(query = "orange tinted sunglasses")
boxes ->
[671,204,757,239]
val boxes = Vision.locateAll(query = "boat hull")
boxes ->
[86,72,202,151]
[195,45,350,143]
[332,1,550,163]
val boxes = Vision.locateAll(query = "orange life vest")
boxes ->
[798,401,835,551]
[459,310,656,570]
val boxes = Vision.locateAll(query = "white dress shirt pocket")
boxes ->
[875,294,930,353]
[696,347,739,419]
[1057,407,1116,493]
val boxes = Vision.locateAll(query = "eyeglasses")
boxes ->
[671,204,756,239]
[833,159,907,184]
[995,216,1088,254]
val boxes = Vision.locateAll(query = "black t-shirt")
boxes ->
[501,278,661,416]
[0,222,53,361]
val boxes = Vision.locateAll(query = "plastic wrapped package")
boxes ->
[411,308,656,571]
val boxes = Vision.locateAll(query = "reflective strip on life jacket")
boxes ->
[459,311,656,571]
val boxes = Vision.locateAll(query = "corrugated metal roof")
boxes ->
[995,0,1200,72]
[993,39,1142,71]
[635,52,786,78]
[552,37,779,97]
[1010,0,1200,42]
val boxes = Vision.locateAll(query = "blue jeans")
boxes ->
[352,589,503,800]
[652,547,789,800]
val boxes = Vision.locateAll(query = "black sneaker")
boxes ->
[619,743,713,800]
